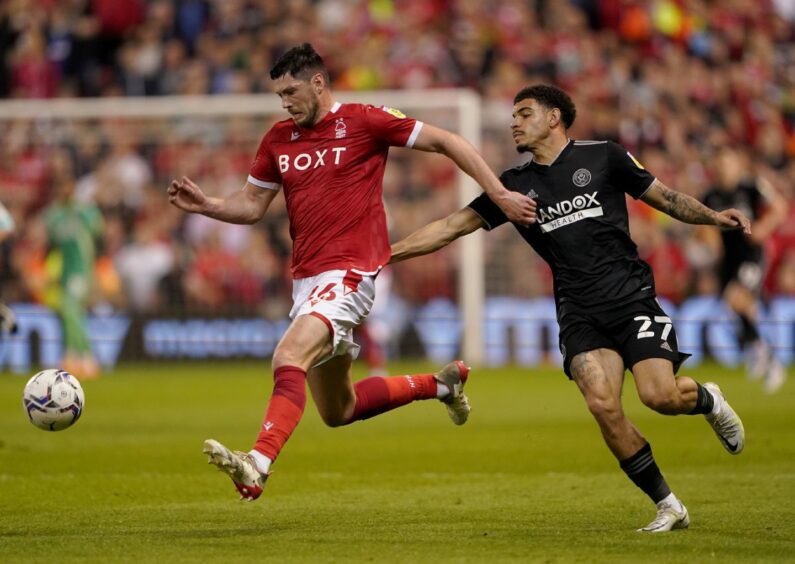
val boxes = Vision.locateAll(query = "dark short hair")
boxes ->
[513,85,576,129]
[270,43,330,84]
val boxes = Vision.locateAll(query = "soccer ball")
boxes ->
[22,369,85,431]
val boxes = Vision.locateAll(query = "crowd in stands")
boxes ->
[0,0,793,332]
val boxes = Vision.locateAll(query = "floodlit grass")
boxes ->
[1,361,793,563]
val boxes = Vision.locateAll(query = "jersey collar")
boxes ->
[300,101,343,131]
[531,139,572,167]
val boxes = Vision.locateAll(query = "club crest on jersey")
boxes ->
[335,118,347,139]
[572,168,592,188]
[527,189,539,199]
[382,106,406,119]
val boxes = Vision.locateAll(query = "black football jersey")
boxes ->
[702,181,763,263]
[469,140,657,322]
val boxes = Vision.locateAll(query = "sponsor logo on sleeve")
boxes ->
[382,106,406,119]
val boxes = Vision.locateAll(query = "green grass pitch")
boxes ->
[1,361,794,563]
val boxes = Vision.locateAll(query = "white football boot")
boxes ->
[203,439,269,500]
[703,383,745,454]
[435,360,471,425]
[637,500,690,533]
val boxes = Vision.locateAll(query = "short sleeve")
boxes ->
[467,173,510,230]
[363,105,424,148]
[606,141,656,200]
[247,130,282,190]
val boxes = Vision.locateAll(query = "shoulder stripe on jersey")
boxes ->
[330,101,342,113]
[573,140,608,145]
[406,121,424,148]
[247,175,281,190]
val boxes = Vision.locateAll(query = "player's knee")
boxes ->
[639,390,679,414]
[585,394,622,423]
[272,346,302,371]
[317,409,351,428]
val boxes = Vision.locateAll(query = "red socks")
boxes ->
[252,365,307,461]
[252,369,438,461]
[351,374,437,421]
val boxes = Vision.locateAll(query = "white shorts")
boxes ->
[289,269,376,365]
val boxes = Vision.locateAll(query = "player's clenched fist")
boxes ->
[496,190,537,226]
[167,176,207,214]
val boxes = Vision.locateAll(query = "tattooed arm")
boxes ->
[641,179,751,234]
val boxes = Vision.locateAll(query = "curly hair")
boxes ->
[513,85,577,129]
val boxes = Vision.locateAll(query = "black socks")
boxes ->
[688,383,715,415]
[620,443,671,504]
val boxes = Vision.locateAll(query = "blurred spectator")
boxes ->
[115,221,174,312]
[44,170,103,380]
[700,147,788,392]
[9,26,59,98]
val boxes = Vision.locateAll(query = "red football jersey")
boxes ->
[248,102,423,279]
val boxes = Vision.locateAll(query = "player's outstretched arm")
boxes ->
[411,124,536,226]
[641,179,751,234]
[167,176,277,224]
[389,207,484,264]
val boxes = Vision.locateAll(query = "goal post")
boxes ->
[0,89,485,365]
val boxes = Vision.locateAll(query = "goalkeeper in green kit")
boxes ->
[45,177,103,380]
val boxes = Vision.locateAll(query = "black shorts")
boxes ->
[559,297,690,379]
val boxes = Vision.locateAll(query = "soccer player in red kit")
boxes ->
[167,43,536,500]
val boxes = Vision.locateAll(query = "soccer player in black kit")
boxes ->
[390,85,752,533]
[701,147,788,393]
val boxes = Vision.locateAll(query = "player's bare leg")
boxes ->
[204,314,330,500]
[572,349,644,459]
[307,352,357,426]
[633,359,745,454]
[633,359,698,415]
[572,349,688,532]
